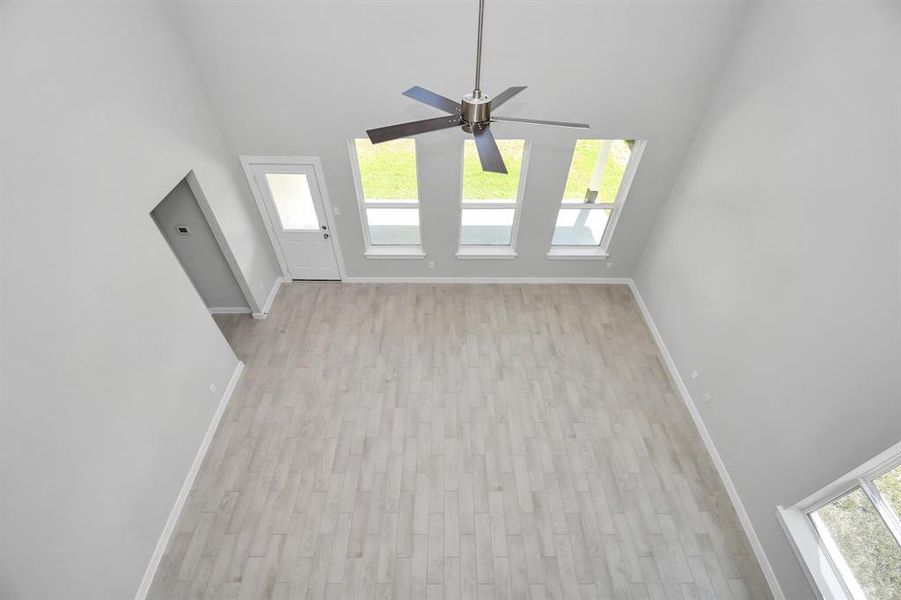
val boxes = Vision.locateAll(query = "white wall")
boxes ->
[172,0,749,280]
[152,179,250,311]
[634,2,901,598]
[0,3,277,598]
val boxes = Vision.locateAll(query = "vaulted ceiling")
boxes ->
[171,0,750,278]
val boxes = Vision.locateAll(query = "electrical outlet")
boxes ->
[690,370,699,380]
[605,262,613,270]
[702,392,712,404]
[332,206,341,216]
[428,261,435,269]
[209,383,217,394]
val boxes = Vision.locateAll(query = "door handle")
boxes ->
[323,233,329,239]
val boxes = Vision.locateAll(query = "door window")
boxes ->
[263,173,320,231]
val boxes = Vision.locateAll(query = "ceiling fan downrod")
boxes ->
[462,0,491,126]
[473,0,485,99]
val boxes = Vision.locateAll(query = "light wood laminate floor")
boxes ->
[149,283,771,600]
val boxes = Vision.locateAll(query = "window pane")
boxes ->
[812,487,901,599]
[873,464,901,523]
[460,208,515,246]
[551,208,611,246]
[354,138,419,202]
[366,208,420,246]
[562,139,633,204]
[462,139,525,203]
[264,173,320,230]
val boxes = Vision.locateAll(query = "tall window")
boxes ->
[549,139,644,257]
[351,138,423,255]
[458,139,526,257]
[779,445,901,600]
[809,460,901,599]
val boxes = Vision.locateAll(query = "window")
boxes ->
[350,138,424,257]
[457,139,526,258]
[548,139,645,259]
[264,173,319,230]
[779,444,901,600]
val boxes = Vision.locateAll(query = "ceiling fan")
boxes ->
[366,0,589,174]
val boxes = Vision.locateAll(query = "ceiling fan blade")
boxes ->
[402,86,461,115]
[492,115,590,129]
[490,86,527,109]
[367,115,462,144]
[472,123,507,174]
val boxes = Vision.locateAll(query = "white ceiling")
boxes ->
[171,0,750,278]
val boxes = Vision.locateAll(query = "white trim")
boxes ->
[354,199,419,208]
[777,507,850,600]
[546,247,609,260]
[455,247,518,259]
[134,361,245,600]
[342,276,632,284]
[364,247,427,259]
[628,280,785,600]
[183,172,260,313]
[598,140,645,254]
[458,139,530,255]
[778,440,901,600]
[549,139,647,256]
[239,155,346,281]
[348,139,424,254]
[208,307,252,315]
[252,276,286,319]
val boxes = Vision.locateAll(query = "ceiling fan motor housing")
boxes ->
[462,93,491,124]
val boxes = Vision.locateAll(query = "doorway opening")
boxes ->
[151,172,258,339]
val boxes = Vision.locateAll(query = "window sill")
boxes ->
[364,247,426,259]
[546,247,609,260]
[455,247,518,260]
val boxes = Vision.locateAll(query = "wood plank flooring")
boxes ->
[149,283,771,600]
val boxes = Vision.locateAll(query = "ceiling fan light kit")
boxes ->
[366,0,589,174]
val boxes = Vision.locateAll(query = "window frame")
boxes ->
[547,138,647,260]
[778,441,901,600]
[348,138,426,259]
[455,139,530,259]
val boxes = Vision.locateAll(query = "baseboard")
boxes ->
[134,360,245,600]
[252,277,286,319]
[341,276,633,284]
[208,307,251,315]
[627,280,785,600]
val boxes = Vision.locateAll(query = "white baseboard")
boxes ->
[252,277,286,319]
[341,276,632,284]
[134,360,245,600]
[627,280,785,600]
[208,306,251,315]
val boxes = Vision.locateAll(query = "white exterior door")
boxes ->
[251,163,340,280]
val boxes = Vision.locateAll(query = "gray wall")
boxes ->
[152,179,249,311]
[634,2,901,598]
[0,3,277,598]
[172,0,750,280]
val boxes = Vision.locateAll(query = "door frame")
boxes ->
[240,155,346,281]
[164,170,262,313]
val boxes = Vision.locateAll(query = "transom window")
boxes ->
[350,138,423,254]
[549,139,644,257]
[458,139,526,255]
